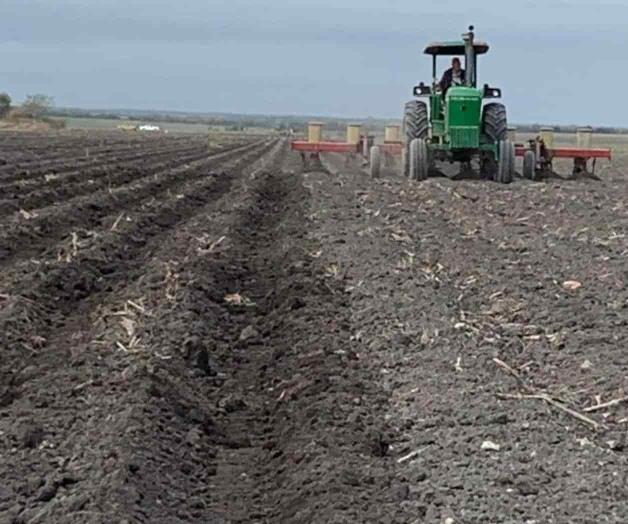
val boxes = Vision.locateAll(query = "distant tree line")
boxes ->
[0,92,64,128]
[0,93,55,119]
[46,107,396,134]
[39,104,628,136]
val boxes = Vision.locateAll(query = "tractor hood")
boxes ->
[445,87,482,148]
[446,86,483,99]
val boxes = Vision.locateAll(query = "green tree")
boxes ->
[0,93,11,118]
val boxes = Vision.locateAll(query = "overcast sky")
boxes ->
[0,0,626,125]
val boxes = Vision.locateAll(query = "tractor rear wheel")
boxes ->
[496,140,515,184]
[369,146,381,178]
[402,101,429,177]
[482,103,508,142]
[409,138,429,181]
[522,150,536,180]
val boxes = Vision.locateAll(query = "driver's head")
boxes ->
[452,57,461,72]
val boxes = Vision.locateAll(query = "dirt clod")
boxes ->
[238,325,259,342]
[34,480,59,502]
[19,423,44,449]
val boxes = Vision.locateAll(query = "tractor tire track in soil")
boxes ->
[188,161,397,523]
[2,130,628,523]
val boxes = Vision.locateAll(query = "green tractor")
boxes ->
[402,26,514,183]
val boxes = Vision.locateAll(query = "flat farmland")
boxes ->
[1,129,628,523]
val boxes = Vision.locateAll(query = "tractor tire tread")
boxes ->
[403,101,429,141]
[402,101,429,177]
[483,103,508,143]
[409,138,429,181]
[523,150,536,180]
[496,139,514,184]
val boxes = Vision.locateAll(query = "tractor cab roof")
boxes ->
[424,41,489,56]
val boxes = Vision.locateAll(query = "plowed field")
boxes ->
[1,130,628,523]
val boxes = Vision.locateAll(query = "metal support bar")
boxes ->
[462,26,475,87]
[515,146,611,160]
[291,141,362,154]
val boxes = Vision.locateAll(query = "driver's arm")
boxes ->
[439,69,450,92]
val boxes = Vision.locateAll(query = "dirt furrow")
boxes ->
[0,135,203,176]
[0,139,271,265]
[0,139,280,356]
[192,166,397,523]
[1,145,398,523]
[0,146,207,214]
[0,139,212,185]
[0,141,203,185]
[0,141,251,215]
[0,138,287,524]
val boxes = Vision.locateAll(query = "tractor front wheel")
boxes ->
[409,138,429,181]
[495,140,515,184]
[522,150,537,180]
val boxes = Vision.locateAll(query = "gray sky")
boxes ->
[1,0,626,125]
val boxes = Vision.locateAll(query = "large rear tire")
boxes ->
[482,103,508,142]
[496,140,515,184]
[409,138,429,181]
[402,101,429,177]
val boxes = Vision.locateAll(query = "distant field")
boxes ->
[55,116,273,135]
[48,116,628,175]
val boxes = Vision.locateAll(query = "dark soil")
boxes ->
[1,130,628,523]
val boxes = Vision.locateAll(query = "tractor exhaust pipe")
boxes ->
[463,25,475,87]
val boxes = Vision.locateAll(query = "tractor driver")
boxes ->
[439,57,465,95]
